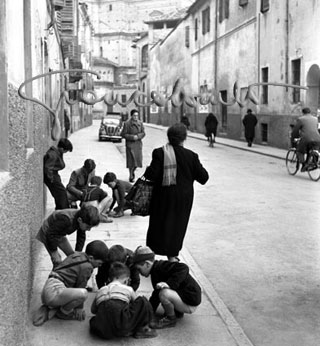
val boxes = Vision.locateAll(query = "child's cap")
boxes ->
[132,246,155,264]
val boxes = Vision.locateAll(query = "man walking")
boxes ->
[242,109,258,147]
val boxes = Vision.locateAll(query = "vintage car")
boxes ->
[98,112,123,142]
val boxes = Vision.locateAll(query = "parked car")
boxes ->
[98,112,123,142]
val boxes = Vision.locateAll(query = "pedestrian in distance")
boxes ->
[133,246,202,329]
[143,123,209,262]
[81,176,113,223]
[36,204,100,268]
[43,138,73,210]
[103,172,133,218]
[204,112,218,147]
[121,109,145,183]
[32,240,108,327]
[242,109,258,147]
[96,244,140,291]
[291,107,320,172]
[180,114,190,130]
[90,261,157,339]
[64,109,71,138]
[67,158,96,208]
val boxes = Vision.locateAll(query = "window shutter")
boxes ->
[261,0,270,13]
[225,0,229,19]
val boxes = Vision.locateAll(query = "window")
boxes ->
[100,46,103,57]
[185,26,190,48]
[121,94,127,103]
[141,45,148,69]
[261,67,268,104]
[261,0,269,13]
[109,4,112,11]
[202,7,210,35]
[195,18,198,41]
[220,90,228,131]
[154,22,164,29]
[219,0,229,23]
[292,59,301,103]
[261,123,268,142]
[239,0,248,6]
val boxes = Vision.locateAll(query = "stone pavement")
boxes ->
[26,122,287,346]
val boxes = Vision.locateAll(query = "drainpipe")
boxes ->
[285,0,289,92]
[214,0,218,92]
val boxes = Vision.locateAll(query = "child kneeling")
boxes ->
[90,262,157,339]
[33,240,108,326]
[133,246,201,329]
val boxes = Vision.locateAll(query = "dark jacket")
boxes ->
[43,146,65,182]
[82,185,108,203]
[39,209,86,252]
[204,114,218,135]
[48,252,93,289]
[291,114,320,153]
[149,260,201,311]
[242,112,258,140]
[67,167,96,199]
[95,248,140,291]
[144,145,208,256]
[109,179,132,211]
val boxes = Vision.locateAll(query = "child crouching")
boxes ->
[133,246,201,329]
[89,262,157,339]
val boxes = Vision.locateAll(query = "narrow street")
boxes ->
[28,121,320,346]
[129,123,320,346]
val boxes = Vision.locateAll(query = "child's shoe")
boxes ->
[33,305,57,326]
[134,325,158,338]
[150,316,177,329]
[112,211,124,218]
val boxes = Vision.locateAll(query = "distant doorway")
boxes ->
[306,64,320,112]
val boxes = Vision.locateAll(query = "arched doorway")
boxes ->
[306,64,320,112]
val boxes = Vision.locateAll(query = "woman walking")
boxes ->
[143,123,209,262]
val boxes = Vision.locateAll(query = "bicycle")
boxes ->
[286,139,320,181]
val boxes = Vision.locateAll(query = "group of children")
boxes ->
[34,216,202,339]
[35,156,203,340]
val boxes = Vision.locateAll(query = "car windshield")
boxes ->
[102,117,121,125]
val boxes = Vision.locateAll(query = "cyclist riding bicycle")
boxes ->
[291,107,320,172]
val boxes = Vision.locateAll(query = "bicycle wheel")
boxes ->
[307,151,320,181]
[286,148,299,175]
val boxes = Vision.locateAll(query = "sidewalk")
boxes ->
[25,121,287,346]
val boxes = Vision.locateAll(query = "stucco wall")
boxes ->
[0,84,48,346]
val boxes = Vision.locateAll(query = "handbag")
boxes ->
[125,176,153,216]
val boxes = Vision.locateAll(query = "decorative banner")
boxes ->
[150,103,158,113]
[199,104,209,113]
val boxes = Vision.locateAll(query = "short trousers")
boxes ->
[41,277,66,307]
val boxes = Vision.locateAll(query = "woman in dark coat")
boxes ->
[144,123,209,262]
[121,109,145,182]
[204,113,218,147]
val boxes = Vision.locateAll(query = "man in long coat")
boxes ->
[242,109,258,147]
[121,109,145,182]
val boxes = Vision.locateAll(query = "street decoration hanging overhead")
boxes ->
[18,70,308,141]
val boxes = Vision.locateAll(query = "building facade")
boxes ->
[0,1,96,345]
[148,0,320,149]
